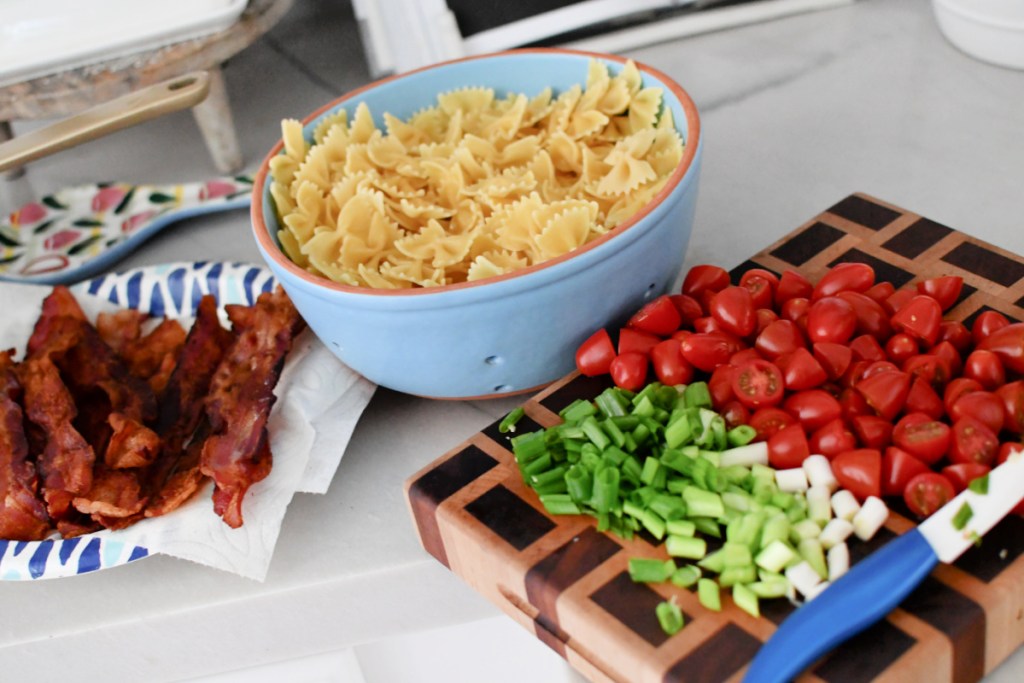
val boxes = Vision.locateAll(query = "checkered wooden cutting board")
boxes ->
[405,193,1024,683]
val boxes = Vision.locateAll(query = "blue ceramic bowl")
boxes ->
[252,49,702,399]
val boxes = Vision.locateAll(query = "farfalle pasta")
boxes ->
[270,60,684,289]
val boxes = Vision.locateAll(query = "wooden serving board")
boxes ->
[405,193,1024,683]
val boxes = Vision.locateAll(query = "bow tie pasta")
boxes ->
[270,60,684,289]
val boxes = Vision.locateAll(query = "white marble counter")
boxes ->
[2,0,1022,681]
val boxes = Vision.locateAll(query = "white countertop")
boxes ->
[2,0,1023,681]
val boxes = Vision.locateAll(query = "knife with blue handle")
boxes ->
[744,453,1024,683]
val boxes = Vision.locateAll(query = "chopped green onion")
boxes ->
[968,474,989,494]
[671,564,702,588]
[697,578,721,612]
[666,534,707,560]
[499,407,526,433]
[629,557,675,583]
[952,502,974,531]
[656,599,685,635]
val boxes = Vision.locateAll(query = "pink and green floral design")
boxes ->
[0,176,253,282]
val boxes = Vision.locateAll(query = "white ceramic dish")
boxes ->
[933,0,1024,70]
[0,0,249,87]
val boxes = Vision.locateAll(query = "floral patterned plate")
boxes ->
[0,176,252,285]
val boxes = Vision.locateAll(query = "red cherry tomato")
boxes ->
[681,265,730,299]
[885,333,919,365]
[902,354,951,390]
[755,319,806,360]
[749,407,797,441]
[809,418,858,460]
[694,316,725,334]
[775,270,813,307]
[719,400,750,430]
[806,297,857,344]
[813,342,853,381]
[650,339,694,386]
[767,423,811,469]
[740,268,780,289]
[861,360,900,380]
[783,389,842,433]
[832,448,883,501]
[575,328,616,376]
[837,291,892,340]
[977,323,1024,374]
[972,310,1011,346]
[864,281,896,305]
[841,360,872,388]
[891,295,942,346]
[627,295,681,336]
[849,334,887,363]
[709,364,736,408]
[779,347,827,391]
[904,377,945,420]
[731,358,784,410]
[949,391,1006,435]
[944,377,983,416]
[609,352,648,391]
[904,472,955,518]
[995,381,1024,434]
[962,349,1006,391]
[812,263,875,301]
[941,463,991,494]
[851,414,894,450]
[740,275,774,311]
[755,308,779,334]
[856,369,911,421]
[882,446,931,497]
[917,276,963,312]
[884,289,915,315]
[679,332,742,372]
[618,327,660,356]
[839,387,873,420]
[949,416,999,466]
[937,320,973,352]
[709,286,757,338]
[669,294,704,327]
[892,412,951,465]
[780,297,810,323]
[930,341,963,379]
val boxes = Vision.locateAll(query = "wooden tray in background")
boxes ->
[405,193,1024,683]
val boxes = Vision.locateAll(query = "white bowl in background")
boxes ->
[933,0,1024,69]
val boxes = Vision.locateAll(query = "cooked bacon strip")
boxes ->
[105,412,160,469]
[26,286,86,357]
[96,309,146,353]
[72,465,147,519]
[120,318,186,384]
[145,421,210,519]
[16,356,95,523]
[200,287,303,528]
[0,351,50,540]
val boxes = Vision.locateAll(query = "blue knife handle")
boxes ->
[744,529,938,683]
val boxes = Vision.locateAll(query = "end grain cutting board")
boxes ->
[405,193,1024,683]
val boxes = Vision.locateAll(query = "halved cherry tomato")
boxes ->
[813,342,853,381]
[767,423,810,469]
[978,322,1024,374]
[709,286,757,338]
[884,289,916,315]
[904,377,945,420]
[780,297,810,324]
[809,418,858,459]
[962,349,1005,391]
[775,270,813,307]
[861,360,900,380]
[948,416,999,466]
[575,328,616,376]
[839,387,873,420]
[681,265,730,299]
[669,294,704,327]
[851,414,893,450]
[806,296,857,344]
[837,291,892,340]
[694,316,725,334]
[944,377,983,416]
[882,446,931,497]
[856,369,911,421]
[864,281,896,305]
[749,407,797,441]
[627,295,681,336]
[885,333,918,365]
[779,347,827,391]
[917,276,963,312]
[937,320,973,352]
[618,327,661,356]
[941,463,991,494]
[709,364,736,408]
[892,412,950,465]
[995,381,1024,434]
[841,360,871,388]
[719,400,750,430]
[812,262,875,301]
[740,268,780,290]
[609,352,648,391]
[650,339,694,386]
[731,358,784,409]
[679,332,742,372]
[755,320,805,360]
[904,472,955,518]
[902,354,951,389]
[784,389,842,433]
[832,448,882,501]
[755,308,779,334]
[730,348,763,366]
[740,275,774,311]
[849,334,887,363]
[972,310,1011,346]
[930,341,963,379]
[949,391,1006,435]
[891,295,942,346]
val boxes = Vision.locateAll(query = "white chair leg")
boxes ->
[191,65,244,174]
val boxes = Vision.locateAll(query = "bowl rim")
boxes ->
[251,47,702,298]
